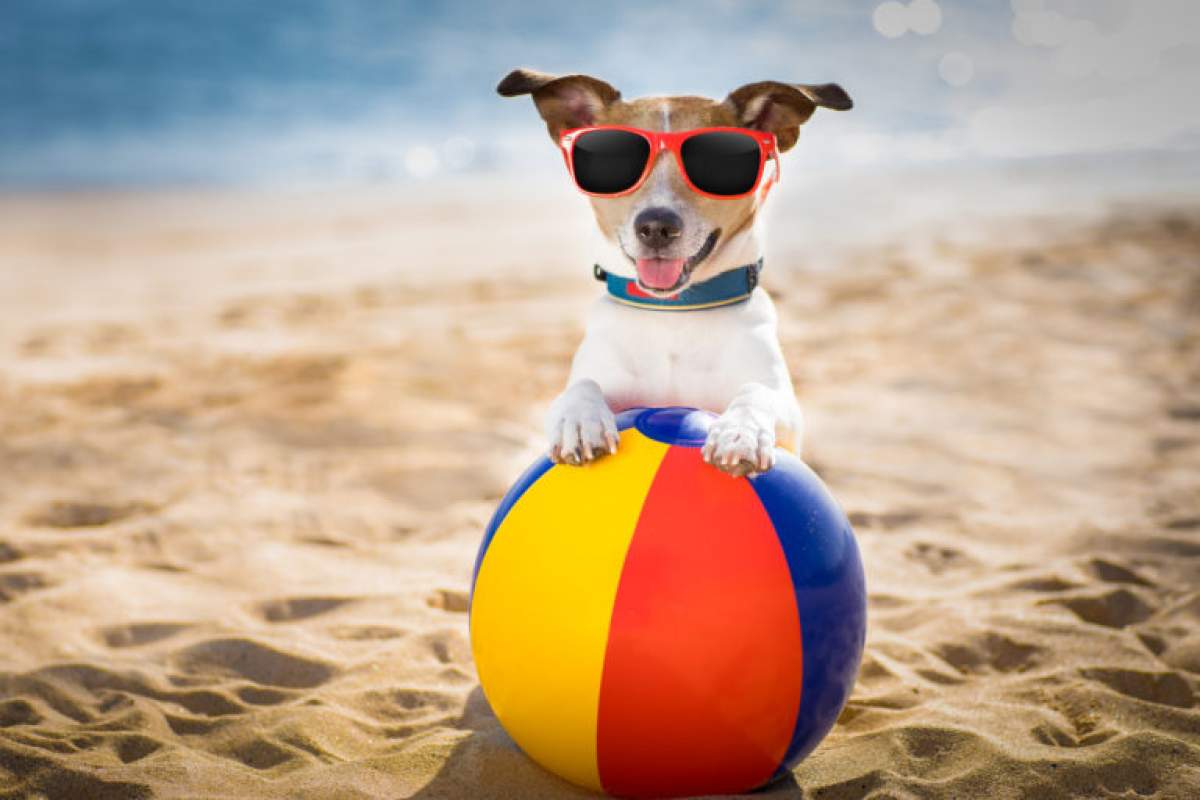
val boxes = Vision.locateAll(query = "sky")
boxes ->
[1,0,1198,187]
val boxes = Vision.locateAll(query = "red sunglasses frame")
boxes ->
[559,126,781,200]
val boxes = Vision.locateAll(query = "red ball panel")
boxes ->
[595,444,804,797]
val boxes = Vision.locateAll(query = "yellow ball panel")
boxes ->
[470,429,670,790]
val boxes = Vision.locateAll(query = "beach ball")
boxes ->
[470,407,866,798]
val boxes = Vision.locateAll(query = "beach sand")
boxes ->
[0,178,1197,799]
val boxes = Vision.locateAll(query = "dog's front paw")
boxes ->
[702,412,775,477]
[548,399,619,466]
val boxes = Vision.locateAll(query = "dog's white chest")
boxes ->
[570,291,785,414]
[622,324,720,408]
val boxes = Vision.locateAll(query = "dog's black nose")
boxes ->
[634,207,683,250]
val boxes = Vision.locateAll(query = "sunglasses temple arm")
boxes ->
[759,150,780,204]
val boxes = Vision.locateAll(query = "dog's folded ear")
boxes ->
[723,81,852,152]
[498,68,621,142]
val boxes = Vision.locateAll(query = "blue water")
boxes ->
[1,1,1194,188]
[9,3,421,132]
[2,1,490,185]
[0,0,971,187]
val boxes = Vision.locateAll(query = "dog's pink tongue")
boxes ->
[635,258,686,290]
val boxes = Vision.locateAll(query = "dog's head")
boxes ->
[499,68,851,295]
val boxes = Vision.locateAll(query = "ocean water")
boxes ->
[1,1,494,186]
[6,0,856,187]
[1,1,1197,189]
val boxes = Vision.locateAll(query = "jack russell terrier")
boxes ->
[499,68,851,477]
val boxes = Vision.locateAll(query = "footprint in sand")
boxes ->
[1030,720,1118,748]
[326,624,408,641]
[934,631,1043,675]
[235,685,295,706]
[893,725,987,761]
[1167,404,1200,421]
[1137,630,1169,656]
[390,688,456,713]
[846,509,927,530]
[156,688,244,718]
[905,541,975,574]
[223,736,300,770]
[172,638,336,689]
[257,596,357,623]
[1080,667,1196,708]
[25,500,145,529]
[348,687,459,725]
[0,570,52,603]
[1085,558,1152,587]
[1009,574,1081,593]
[426,589,469,613]
[113,734,163,764]
[0,697,43,727]
[99,622,191,648]
[1030,691,1121,748]
[30,662,248,720]
[1042,587,1157,629]
[164,713,227,737]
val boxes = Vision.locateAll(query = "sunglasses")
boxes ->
[559,126,780,200]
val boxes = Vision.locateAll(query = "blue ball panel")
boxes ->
[614,406,649,431]
[749,452,867,779]
[632,406,714,448]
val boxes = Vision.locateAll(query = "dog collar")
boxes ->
[593,259,762,311]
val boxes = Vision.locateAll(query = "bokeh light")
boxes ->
[872,1,908,39]
[907,0,943,36]
[873,0,942,39]
[938,52,974,87]
[404,145,439,179]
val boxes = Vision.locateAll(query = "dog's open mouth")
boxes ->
[632,229,720,294]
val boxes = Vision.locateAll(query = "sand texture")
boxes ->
[0,186,1198,799]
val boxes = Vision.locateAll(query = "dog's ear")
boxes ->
[723,81,852,152]
[497,68,621,141]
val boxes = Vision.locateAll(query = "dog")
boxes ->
[499,68,851,477]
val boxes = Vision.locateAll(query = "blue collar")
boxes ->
[594,259,762,311]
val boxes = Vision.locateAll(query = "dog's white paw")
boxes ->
[547,392,619,466]
[702,412,775,477]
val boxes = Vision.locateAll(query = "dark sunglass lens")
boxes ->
[680,131,761,196]
[571,130,650,194]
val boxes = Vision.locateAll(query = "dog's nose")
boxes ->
[634,207,683,250]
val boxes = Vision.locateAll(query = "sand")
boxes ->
[0,177,1197,799]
